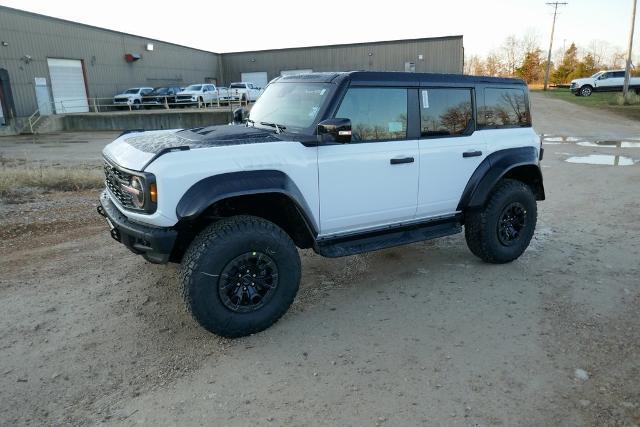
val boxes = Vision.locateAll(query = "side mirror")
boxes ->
[317,118,352,143]
[233,107,248,124]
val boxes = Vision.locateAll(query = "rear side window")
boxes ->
[336,88,407,142]
[613,71,625,78]
[420,88,473,137]
[481,88,530,128]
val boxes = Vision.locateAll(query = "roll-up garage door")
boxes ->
[240,72,268,89]
[47,58,89,113]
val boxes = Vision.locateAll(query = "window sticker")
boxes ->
[422,90,429,108]
[388,121,403,132]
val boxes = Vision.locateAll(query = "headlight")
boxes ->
[122,176,145,208]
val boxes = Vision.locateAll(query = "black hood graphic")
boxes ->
[123,125,281,154]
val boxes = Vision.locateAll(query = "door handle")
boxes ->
[462,150,482,158]
[390,157,415,165]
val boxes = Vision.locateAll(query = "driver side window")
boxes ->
[335,87,407,142]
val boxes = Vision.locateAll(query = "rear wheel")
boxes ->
[464,179,537,264]
[180,216,301,338]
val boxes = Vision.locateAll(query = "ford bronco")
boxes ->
[97,71,545,337]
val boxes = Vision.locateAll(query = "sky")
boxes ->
[0,0,637,57]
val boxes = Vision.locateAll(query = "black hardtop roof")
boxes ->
[277,71,526,86]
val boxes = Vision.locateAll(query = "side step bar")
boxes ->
[315,217,462,258]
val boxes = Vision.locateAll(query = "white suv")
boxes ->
[113,87,154,109]
[98,71,545,337]
[176,84,226,106]
[570,70,640,96]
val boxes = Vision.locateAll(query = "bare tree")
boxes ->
[464,55,486,75]
[501,35,521,75]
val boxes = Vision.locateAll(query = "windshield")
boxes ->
[124,89,139,94]
[249,82,332,132]
[152,87,169,94]
[230,83,246,88]
[185,85,202,91]
[590,71,604,78]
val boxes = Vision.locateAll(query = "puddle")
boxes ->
[541,135,640,148]
[542,136,583,143]
[565,154,636,166]
[576,140,640,148]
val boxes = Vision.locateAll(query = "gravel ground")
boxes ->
[0,93,639,426]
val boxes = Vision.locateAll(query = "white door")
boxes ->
[34,77,53,115]
[280,69,313,77]
[47,58,89,113]
[318,87,419,236]
[241,72,268,89]
[416,88,486,218]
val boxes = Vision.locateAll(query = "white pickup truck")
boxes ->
[228,82,262,102]
[176,84,230,106]
[570,70,640,96]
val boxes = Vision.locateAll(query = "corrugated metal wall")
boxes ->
[0,6,221,117]
[220,37,464,85]
[0,6,463,119]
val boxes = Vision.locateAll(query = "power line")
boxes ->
[622,0,637,99]
[543,2,568,91]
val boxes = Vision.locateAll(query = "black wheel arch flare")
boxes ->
[457,146,545,212]
[175,169,319,235]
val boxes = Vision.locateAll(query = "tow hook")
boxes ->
[96,205,106,217]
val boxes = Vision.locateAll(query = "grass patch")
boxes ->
[0,160,103,198]
[533,87,640,120]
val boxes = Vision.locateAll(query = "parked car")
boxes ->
[98,71,545,338]
[113,87,154,109]
[570,70,640,96]
[142,86,183,108]
[175,84,229,106]
[228,82,262,101]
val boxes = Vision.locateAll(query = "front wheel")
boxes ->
[464,179,537,264]
[180,216,301,338]
[579,86,593,97]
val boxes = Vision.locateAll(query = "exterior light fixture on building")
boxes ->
[1,41,8,47]
[124,53,141,63]
[146,43,154,51]
[418,54,424,60]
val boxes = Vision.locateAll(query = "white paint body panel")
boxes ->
[416,132,486,218]
[101,126,540,233]
[103,136,319,229]
[317,140,419,236]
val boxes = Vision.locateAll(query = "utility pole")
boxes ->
[543,2,568,91]
[622,0,637,99]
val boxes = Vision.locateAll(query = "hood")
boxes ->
[571,77,592,84]
[177,90,201,95]
[102,125,281,171]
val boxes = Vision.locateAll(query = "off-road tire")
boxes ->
[180,215,301,338]
[464,179,537,264]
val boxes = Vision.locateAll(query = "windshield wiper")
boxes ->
[246,118,255,127]
[260,121,286,134]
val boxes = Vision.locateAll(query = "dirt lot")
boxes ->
[1,94,639,426]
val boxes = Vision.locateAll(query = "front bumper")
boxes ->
[570,86,578,93]
[97,190,177,264]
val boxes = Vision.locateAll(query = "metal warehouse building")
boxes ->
[0,5,463,127]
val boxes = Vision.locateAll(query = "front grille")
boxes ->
[177,95,194,102]
[104,159,135,209]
